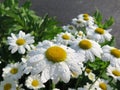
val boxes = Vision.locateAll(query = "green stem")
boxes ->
[50,81,55,90]
[75,75,82,89]
[75,66,88,89]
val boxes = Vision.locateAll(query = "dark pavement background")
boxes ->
[2,0,120,48]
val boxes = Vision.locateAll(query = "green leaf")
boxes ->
[22,0,31,9]
[100,36,115,46]
[103,17,114,29]
[93,10,103,27]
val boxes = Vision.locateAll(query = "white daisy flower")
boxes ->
[107,65,120,81]
[68,83,96,90]
[53,32,75,45]
[26,40,85,84]
[71,38,102,62]
[25,74,45,90]
[7,30,34,54]
[94,78,112,90]
[75,31,85,39]
[85,68,95,82]
[86,26,112,43]
[2,62,24,80]
[0,78,17,90]
[62,24,77,34]
[79,83,96,90]
[102,45,120,66]
[72,14,94,27]
[88,72,96,82]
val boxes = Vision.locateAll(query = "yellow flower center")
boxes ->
[110,48,120,58]
[86,68,91,74]
[76,20,81,24]
[95,28,104,34]
[10,68,18,74]
[79,40,92,50]
[112,69,120,76]
[16,38,26,46]
[4,83,12,90]
[99,82,107,90]
[78,32,83,36]
[46,46,67,63]
[62,34,70,40]
[84,17,89,21]
[68,25,74,30]
[32,80,39,87]
[83,14,89,17]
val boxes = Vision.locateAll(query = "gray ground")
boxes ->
[3,0,120,48]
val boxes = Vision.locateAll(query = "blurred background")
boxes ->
[1,0,120,48]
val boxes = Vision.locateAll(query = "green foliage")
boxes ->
[88,57,109,71]
[0,0,62,64]
[100,36,115,47]
[93,10,114,29]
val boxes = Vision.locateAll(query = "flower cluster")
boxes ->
[0,0,120,90]
[1,12,120,90]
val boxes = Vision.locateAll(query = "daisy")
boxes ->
[107,65,120,81]
[26,40,85,84]
[71,38,102,62]
[62,24,77,34]
[75,31,85,39]
[7,30,34,54]
[25,74,45,90]
[94,78,112,90]
[86,26,112,43]
[72,14,95,27]
[79,83,96,90]
[53,32,75,45]
[102,45,120,66]
[85,68,95,82]
[0,78,17,90]
[2,62,24,80]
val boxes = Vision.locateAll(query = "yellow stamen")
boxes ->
[4,83,12,90]
[10,68,18,74]
[99,82,107,90]
[68,25,74,30]
[86,68,91,74]
[16,38,26,46]
[111,48,120,58]
[79,40,92,50]
[46,46,67,62]
[112,69,120,76]
[32,80,39,87]
[76,20,81,24]
[62,34,70,40]
[84,17,89,21]
[83,14,89,17]
[95,28,104,34]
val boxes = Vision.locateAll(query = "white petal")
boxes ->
[25,44,31,51]
[11,33,17,40]
[11,46,18,54]
[18,31,25,38]
[50,64,60,84]
[58,62,70,83]
[41,66,51,83]
[18,46,25,54]
[28,54,44,64]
